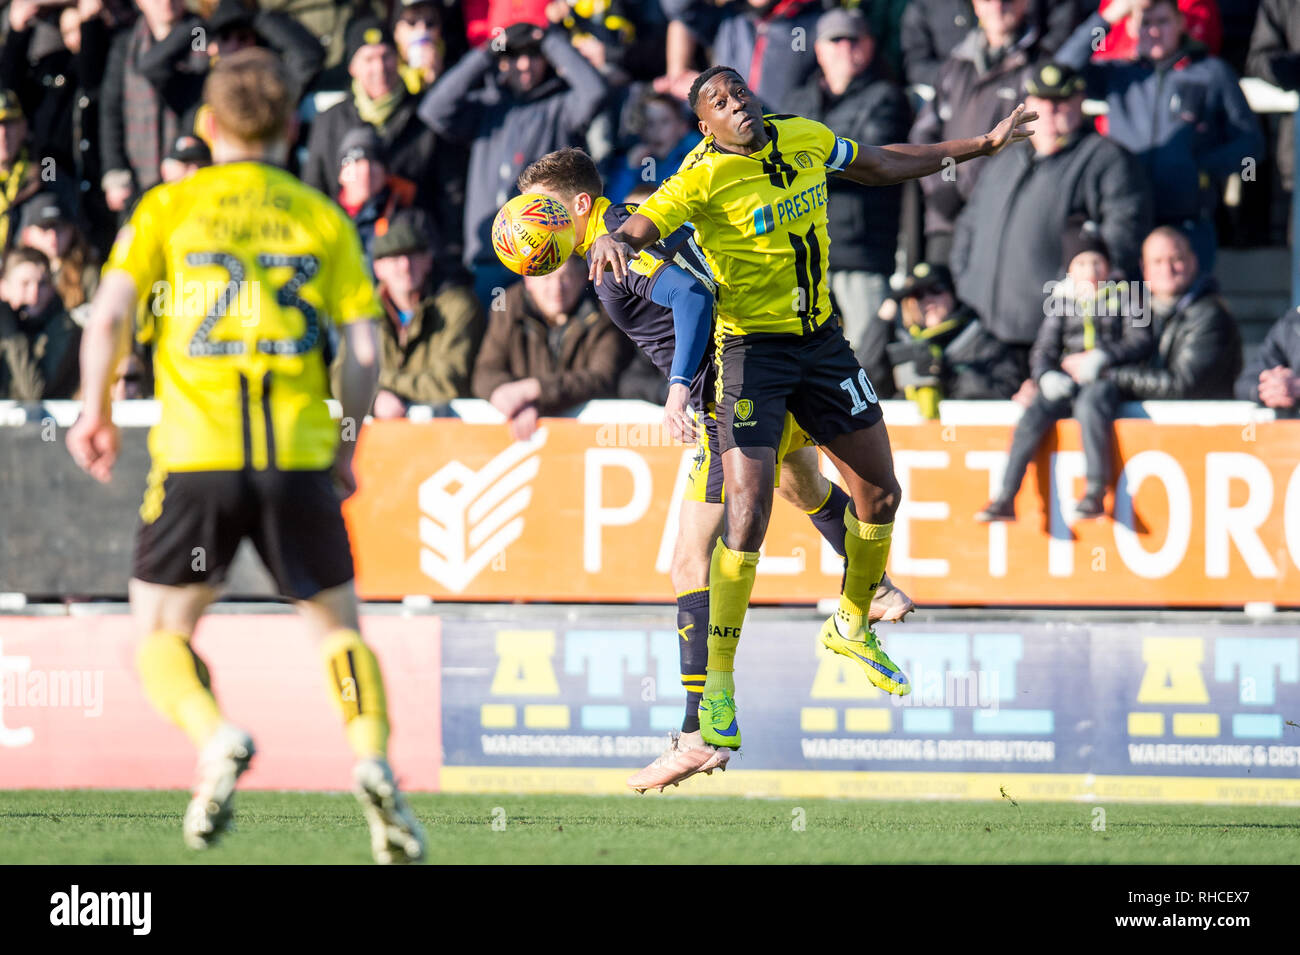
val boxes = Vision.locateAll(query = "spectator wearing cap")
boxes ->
[0,245,81,400]
[419,11,609,308]
[472,256,629,441]
[785,8,911,362]
[975,217,1153,523]
[909,0,1045,263]
[303,15,466,264]
[100,0,209,214]
[952,61,1153,375]
[16,192,101,314]
[1246,0,1300,199]
[604,92,700,203]
[655,0,823,112]
[393,0,445,94]
[1055,0,1261,271]
[335,209,484,417]
[134,0,326,111]
[1111,225,1241,400]
[160,134,212,183]
[335,125,416,272]
[862,261,1022,413]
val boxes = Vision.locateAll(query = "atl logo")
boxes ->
[418,429,548,592]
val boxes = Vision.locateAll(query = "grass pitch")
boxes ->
[2,790,1297,864]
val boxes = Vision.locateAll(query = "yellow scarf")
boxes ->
[0,153,30,250]
[352,80,403,132]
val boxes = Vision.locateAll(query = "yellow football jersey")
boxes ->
[105,161,381,472]
[635,115,858,337]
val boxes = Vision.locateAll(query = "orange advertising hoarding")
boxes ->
[344,417,1300,606]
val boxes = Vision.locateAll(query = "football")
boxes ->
[491,193,577,276]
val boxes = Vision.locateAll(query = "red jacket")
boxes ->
[1093,0,1221,61]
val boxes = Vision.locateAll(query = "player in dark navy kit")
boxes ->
[516,148,913,791]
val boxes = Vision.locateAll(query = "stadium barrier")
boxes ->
[1,399,1295,608]
[3,607,1298,804]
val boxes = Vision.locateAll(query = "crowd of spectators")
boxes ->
[0,0,1297,447]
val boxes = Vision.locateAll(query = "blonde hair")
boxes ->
[203,47,292,147]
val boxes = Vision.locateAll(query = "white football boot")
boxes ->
[183,723,256,850]
[353,758,426,865]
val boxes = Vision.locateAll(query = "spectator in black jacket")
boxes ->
[1110,226,1242,400]
[0,245,80,400]
[909,0,1044,262]
[303,16,466,265]
[976,219,1153,523]
[785,8,911,363]
[1235,308,1300,414]
[1246,0,1300,195]
[862,261,1022,412]
[419,17,608,308]
[952,61,1154,375]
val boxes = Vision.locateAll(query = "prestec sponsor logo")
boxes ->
[418,428,548,592]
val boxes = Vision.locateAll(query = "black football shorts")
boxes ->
[713,317,884,453]
[133,468,354,600]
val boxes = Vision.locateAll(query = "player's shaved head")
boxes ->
[204,47,293,147]
[688,66,742,115]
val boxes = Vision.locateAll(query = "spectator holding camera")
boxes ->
[1055,0,1262,271]
[392,0,445,94]
[863,261,1022,414]
[419,13,608,307]
[1110,225,1241,400]
[975,219,1153,523]
[0,245,80,400]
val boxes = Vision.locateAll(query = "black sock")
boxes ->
[807,483,850,557]
[676,588,709,733]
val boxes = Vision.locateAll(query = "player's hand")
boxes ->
[510,404,540,442]
[588,234,635,286]
[1011,377,1038,408]
[984,104,1036,156]
[371,389,408,419]
[333,442,358,498]
[663,382,696,444]
[67,413,120,484]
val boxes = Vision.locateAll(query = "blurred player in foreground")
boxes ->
[516,148,913,792]
[589,67,1033,752]
[65,49,424,864]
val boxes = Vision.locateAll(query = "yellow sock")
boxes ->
[840,507,893,636]
[321,629,390,759]
[136,631,223,747]
[704,539,759,696]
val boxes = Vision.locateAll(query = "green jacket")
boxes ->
[0,301,82,401]
[361,281,485,407]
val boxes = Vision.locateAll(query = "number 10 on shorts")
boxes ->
[839,370,878,414]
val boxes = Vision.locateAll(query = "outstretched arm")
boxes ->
[838,105,1036,187]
